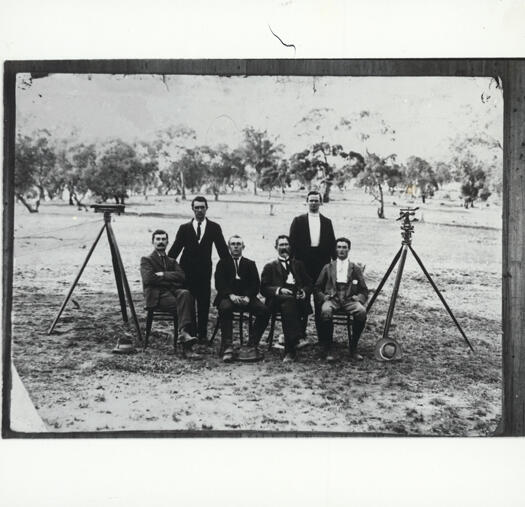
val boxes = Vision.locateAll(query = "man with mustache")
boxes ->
[260,235,313,363]
[140,229,199,357]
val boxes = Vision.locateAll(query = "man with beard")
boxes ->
[214,235,270,363]
[260,235,313,363]
[289,190,336,348]
[140,229,199,357]
[168,196,229,345]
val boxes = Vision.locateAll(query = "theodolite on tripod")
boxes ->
[367,207,475,361]
[48,204,142,354]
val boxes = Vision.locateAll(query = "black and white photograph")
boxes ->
[7,70,504,435]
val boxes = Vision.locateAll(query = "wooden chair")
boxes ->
[266,309,352,350]
[210,310,253,355]
[144,308,179,351]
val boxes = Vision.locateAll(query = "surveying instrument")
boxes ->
[48,204,143,354]
[367,207,475,361]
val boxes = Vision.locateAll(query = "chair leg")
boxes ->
[210,315,220,344]
[347,316,353,351]
[144,310,154,348]
[267,314,276,351]
[239,312,244,346]
[173,315,179,352]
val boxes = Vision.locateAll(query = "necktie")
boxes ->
[197,221,202,241]
[234,258,240,278]
[160,255,167,271]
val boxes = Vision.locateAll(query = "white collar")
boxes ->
[231,255,243,262]
[278,255,290,262]
[337,257,350,265]
[308,212,320,218]
[193,217,207,225]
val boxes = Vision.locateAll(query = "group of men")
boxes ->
[140,191,368,363]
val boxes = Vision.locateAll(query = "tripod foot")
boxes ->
[374,338,402,362]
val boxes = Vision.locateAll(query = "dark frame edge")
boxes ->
[2,62,16,438]
[2,58,520,437]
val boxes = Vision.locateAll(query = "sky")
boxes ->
[16,73,502,163]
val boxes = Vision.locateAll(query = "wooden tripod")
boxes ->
[367,208,474,361]
[47,209,143,353]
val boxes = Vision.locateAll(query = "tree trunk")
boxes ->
[180,171,186,200]
[377,183,385,219]
[253,179,258,195]
[68,188,75,205]
[16,193,40,213]
[323,181,332,203]
[37,184,46,201]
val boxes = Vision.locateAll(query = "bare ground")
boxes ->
[10,191,502,435]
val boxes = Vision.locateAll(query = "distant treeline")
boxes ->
[15,123,502,217]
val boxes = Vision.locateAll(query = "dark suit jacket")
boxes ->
[140,250,186,309]
[260,258,313,314]
[289,213,336,269]
[168,219,229,281]
[213,256,260,306]
[314,260,369,306]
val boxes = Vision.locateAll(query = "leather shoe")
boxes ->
[180,331,197,345]
[238,346,261,362]
[184,350,203,360]
[350,352,364,361]
[222,347,235,363]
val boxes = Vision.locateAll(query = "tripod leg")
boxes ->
[48,223,106,334]
[382,245,409,340]
[106,222,143,344]
[106,226,128,323]
[408,245,475,352]
[367,245,404,312]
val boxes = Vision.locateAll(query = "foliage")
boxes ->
[83,139,142,204]
[241,127,284,194]
[404,156,438,200]
[352,152,401,218]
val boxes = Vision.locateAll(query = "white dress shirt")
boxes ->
[308,213,321,247]
[192,218,207,243]
[277,256,296,293]
[336,258,350,283]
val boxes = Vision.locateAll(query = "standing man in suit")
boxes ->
[214,235,270,363]
[168,196,229,344]
[314,237,368,362]
[289,190,336,348]
[140,229,199,356]
[261,235,313,363]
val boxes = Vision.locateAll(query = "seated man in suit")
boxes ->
[261,235,313,363]
[140,229,199,357]
[214,235,270,363]
[314,237,368,363]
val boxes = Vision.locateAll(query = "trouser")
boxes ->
[217,297,270,349]
[157,289,194,332]
[277,296,306,356]
[320,292,367,352]
[186,276,211,340]
[298,248,330,343]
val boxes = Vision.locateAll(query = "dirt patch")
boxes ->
[10,194,502,435]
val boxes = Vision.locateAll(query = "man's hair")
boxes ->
[191,195,208,208]
[151,229,168,242]
[336,237,351,249]
[228,234,244,246]
[306,190,323,202]
[275,234,290,247]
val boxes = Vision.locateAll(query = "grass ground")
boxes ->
[10,188,502,435]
